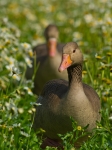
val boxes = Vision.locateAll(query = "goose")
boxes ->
[26,24,67,95]
[33,42,101,149]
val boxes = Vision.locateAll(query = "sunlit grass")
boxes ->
[0,0,112,149]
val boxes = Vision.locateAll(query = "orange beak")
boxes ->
[58,54,72,72]
[48,38,57,57]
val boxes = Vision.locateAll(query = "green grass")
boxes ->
[0,0,112,149]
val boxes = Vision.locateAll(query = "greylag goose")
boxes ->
[26,24,67,95]
[33,42,101,149]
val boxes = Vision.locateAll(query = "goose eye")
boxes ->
[73,50,76,53]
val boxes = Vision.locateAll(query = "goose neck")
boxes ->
[67,64,82,86]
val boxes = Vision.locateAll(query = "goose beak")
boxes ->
[58,54,72,72]
[48,38,57,57]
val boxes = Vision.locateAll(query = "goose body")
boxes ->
[26,24,67,94]
[33,42,101,148]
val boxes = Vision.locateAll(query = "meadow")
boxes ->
[0,0,112,149]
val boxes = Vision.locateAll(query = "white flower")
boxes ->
[6,65,12,71]
[36,103,42,106]
[5,56,15,68]
[101,0,108,3]
[26,80,34,88]
[6,66,21,80]
[109,115,112,120]
[12,67,21,75]
[105,17,112,25]
[24,87,33,95]
[28,49,33,57]
[3,17,8,23]
[32,108,36,112]
[5,101,18,115]
[13,123,21,127]
[97,19,104,26]
[56,12,66,21]
[18,108,24,114]
[30,102,42,106]
[27,89,33,95]
[12,74,20,81]
[73,32,82,41]
[84,14,93,23]
[24,87,27,90]
[21,43,31,49]
[25,57,32,68]
[20,131,29,137]
[28,109,32,114]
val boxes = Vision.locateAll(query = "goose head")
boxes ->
[59,42,83,72]
[44,24,59,57]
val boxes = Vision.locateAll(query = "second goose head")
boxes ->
[44,24,59,57]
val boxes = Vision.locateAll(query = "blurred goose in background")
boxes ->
[26,24,67,95]
[33,42,101,149]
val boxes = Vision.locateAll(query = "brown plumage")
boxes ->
[33,42,101,149]
[25,24,67,95]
